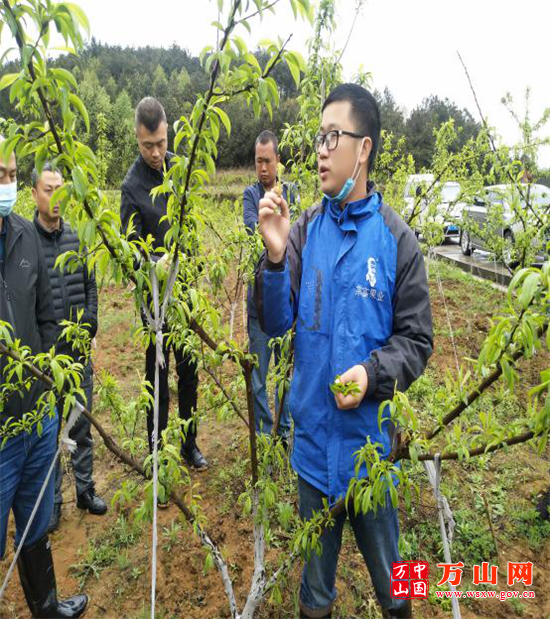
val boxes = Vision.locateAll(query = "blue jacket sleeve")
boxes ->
[254,209,311,337]
[243,186,259,236]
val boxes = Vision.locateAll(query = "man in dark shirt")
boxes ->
[120,97,207,471]
[243,131,295,440]
[32,163,106,533]
[0,140,88,618]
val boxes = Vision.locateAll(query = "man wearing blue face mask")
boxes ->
[0,140,88,618]
[254,85,433,619]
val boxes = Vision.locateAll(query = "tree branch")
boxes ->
[419,307,543,445]
[212,34,293,99]
[457,50,543,228]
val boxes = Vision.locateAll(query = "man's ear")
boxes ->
[361,137,373,169]
[31,187,37,201]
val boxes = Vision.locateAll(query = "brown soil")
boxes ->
[1,263,549,619]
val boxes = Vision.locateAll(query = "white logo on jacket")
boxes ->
[366,257,377,287]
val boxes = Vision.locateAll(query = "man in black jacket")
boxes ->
[120,97,207,471]
[0,141,88,618]
[32,163,106,533]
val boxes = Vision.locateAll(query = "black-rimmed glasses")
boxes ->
[314,130,365,153]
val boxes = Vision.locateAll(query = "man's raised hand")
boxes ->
[258,191,290,264]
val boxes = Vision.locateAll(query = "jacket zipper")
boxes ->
[1,273,17,332]
[54,235,71,321]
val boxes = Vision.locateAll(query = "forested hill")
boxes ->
[0,39,481,187]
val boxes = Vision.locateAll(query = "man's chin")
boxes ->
[320,182,336,198]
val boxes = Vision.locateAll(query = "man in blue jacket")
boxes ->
[244,130,295,440]
[254,84,433,619]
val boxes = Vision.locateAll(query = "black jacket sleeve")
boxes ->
[120,185,142,242]
[82,266,98,338]
[361,219,433,400]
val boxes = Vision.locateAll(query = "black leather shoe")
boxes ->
[47,503,62,534]
[536,485,550,520]
[182,445,208,470]
[77,486,107,515]
[17,534,88,618]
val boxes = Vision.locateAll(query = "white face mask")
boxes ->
[323,138,367,204]
[0,181,17,217]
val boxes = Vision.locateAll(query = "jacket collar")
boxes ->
[33,209,64,239]
[138,152,173,181]
[325,180,381,230]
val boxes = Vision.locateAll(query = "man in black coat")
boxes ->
[0,140,88,618]
[32,163,106,533]
[120,97,207,472]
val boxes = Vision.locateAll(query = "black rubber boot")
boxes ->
[47,503,62,534]
[17,534,88,618]
[382,599,413,618]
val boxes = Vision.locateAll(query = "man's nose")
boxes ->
[318,146,329,159]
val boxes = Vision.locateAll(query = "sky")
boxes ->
[4,0,550,165]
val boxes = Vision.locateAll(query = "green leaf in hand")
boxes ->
[330,375,361,397]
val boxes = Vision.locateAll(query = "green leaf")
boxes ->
[72,167,88,200]
[51,360,64,393]
[258,78,268,102]
[232,34,248,56]
[520,272,540,309]
[285,56,300,87]
[69,93,90,133]
[51,67,78,90]
[212,106,231,136]
[245,52,261,73]
[63,2,90,33]
[0,72,19,91]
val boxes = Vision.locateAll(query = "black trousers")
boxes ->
[145,332,199,454]
[54,362,95,501]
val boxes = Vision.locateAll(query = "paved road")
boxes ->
[430,238,512,288]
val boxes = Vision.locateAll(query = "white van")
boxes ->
[404,174,464,239]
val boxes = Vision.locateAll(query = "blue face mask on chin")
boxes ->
[323,138,367,205]
[0,181,17,217]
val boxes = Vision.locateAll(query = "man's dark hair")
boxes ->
[255,130,279,157]
[31,162,62,188]
[135,97,167,133]
[322,83,381,173]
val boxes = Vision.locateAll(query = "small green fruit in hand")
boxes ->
[273,162,285,214]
